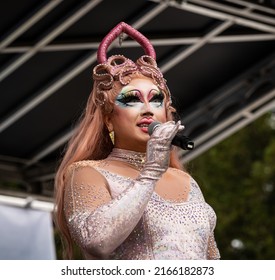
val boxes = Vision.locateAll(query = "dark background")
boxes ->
[0,0,275,259]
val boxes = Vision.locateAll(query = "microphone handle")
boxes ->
[171,130,194,150]
[148,121,194,150]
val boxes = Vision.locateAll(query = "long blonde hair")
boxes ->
[54,56,183,259]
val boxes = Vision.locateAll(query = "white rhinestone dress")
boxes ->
[64,159,220,260]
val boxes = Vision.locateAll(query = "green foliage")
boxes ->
[188,112,275,259]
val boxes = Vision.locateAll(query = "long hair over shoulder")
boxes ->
[54,55,183,259]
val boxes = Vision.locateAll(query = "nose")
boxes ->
[140,102,154,117]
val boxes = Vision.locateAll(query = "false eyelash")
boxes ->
[116,90,164,106]
[116,90,141,104]
[117,95,140,104]
[150,92,164,102]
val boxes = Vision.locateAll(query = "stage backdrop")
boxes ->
[0,204,56,259]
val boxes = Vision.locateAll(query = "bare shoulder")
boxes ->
[167,167,190,179]
[65,159,109,184]
[156,167,191,201]
[67,159,107,172]
[168,168,201,190]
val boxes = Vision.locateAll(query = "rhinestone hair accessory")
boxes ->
[92,22,172,109]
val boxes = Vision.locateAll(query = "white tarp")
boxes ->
[0,204,56,259]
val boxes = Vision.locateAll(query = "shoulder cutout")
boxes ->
[64,160,110,190]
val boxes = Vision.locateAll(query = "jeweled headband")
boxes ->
[92,22,172,107]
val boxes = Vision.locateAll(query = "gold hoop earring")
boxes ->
[109,131,115,145]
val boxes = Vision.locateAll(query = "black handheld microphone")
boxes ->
[148,121,194,150]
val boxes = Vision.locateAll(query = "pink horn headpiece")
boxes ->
[92,22,172,110]
[97,22,156,63]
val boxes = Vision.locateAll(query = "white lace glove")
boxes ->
[141,120,182,180]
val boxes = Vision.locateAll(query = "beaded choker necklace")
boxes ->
[107,148,146,171]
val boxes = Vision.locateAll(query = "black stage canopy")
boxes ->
[0,0,275,201]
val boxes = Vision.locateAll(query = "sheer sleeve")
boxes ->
[63,161,159,258]
[207,233,220,260]
[190,178,220,259]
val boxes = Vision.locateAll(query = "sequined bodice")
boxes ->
[64,160,220,260]
[92,167,218,260]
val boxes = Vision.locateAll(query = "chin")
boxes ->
[139,133,150,141]
[131,136,148,149]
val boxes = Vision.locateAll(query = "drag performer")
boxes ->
[54,22,220,260]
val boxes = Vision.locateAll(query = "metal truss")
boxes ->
[0,0,275,199]
[180,52,275,162]
[0,1,170,198]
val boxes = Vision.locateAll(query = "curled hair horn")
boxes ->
[97,22,156,63]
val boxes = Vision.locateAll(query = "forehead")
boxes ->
[120,77,159,92]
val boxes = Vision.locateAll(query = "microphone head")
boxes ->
[148,121,161,135]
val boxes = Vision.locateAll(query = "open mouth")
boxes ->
[137,118,154,133]
[137,123,149,128]
[137,123,150,133]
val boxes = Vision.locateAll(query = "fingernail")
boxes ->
[179,125,185,130]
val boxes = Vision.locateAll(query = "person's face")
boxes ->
[105,77,168,152]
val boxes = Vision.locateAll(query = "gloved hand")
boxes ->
[141,120,183,180]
